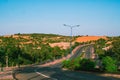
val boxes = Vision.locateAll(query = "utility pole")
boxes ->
[63,24,80,55]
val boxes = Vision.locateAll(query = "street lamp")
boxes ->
[63,24,80,55]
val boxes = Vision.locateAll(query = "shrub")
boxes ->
[62,59,71,69]
[80,59,95,71]
[102,56,117,72]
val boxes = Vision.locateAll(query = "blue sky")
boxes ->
[0,0,120,36]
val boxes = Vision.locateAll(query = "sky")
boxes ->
[0,0,120,36]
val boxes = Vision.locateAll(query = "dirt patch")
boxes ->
[49,42,70,49]
[76,36,107,42]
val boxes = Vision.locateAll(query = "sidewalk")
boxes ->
[0,67,16,80]
[0,71,13,80]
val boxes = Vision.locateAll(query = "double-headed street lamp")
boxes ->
[63,24,80,55]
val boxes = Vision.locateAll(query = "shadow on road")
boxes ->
[13,65,120,80]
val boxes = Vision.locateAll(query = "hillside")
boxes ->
[0,33,71,49]
[0,33,72,67]
[1,33,120,73]
[0,34,108,49]
[75,36,107,42]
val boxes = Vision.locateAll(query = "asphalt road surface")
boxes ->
[14,65,120,80]
[14,45,120,80]
[84,45,93,59]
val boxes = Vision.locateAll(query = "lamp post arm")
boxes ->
[63,24,80,55]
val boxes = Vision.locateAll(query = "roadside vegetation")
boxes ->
[0,33,72,68]
[62,36,120,73]
[62,57,95,71]
[0,33,120,74]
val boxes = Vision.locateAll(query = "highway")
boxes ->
[84,45,93,59]
[70,45,85,59]
[13,45,120,80]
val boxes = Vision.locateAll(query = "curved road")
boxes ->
[14,45,120,80]
[84,45,93,59]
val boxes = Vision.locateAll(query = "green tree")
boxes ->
[52,46,61,59]
[62,59,71,69]
[102,56,117,72]
[72,57,81,70]
[112,39,120,61]
[80,59,95,71]
[96,38,106,47]
[0,47,6,66]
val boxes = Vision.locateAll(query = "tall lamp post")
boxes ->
[63,24,80,55]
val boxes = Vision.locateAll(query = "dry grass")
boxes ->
[49,42,70,49]
[75,36,107,42]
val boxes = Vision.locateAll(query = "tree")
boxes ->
[112,39,120,61]
[96,38,106,47]
[96,49,104,55]
[73,57,81,70]
[0,47,6,67]
[52,46,61,59]
[80,59,95,71]
[62,59,71,69]
[102,56,117,72]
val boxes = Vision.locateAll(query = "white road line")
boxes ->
[34,70,57,80]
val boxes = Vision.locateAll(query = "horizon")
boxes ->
[0,32,119,37]
[0,0,120,36]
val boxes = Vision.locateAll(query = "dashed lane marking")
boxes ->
[34,70,57,80]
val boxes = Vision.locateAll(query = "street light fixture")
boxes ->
[63,24,80,55]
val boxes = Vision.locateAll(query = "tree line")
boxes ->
[0,36,69,67]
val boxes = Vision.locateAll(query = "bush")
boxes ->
[62,59,80,70]
[62,59,71,69]
[62,58,96,71]
[80,59,95,71]
[73,57,81,70]
[102,56,117,72]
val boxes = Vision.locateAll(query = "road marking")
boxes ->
[35,70,57,80]
[36,72,50,78]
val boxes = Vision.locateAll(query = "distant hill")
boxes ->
[0,34,108,49]
[75,36,107,42]
[1,33,70,43]
[0,33,71,49]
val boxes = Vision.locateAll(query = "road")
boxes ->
[15,65,120,80]
[84,45,93,59]
[14,45,120,80]
[70,45,85,59]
